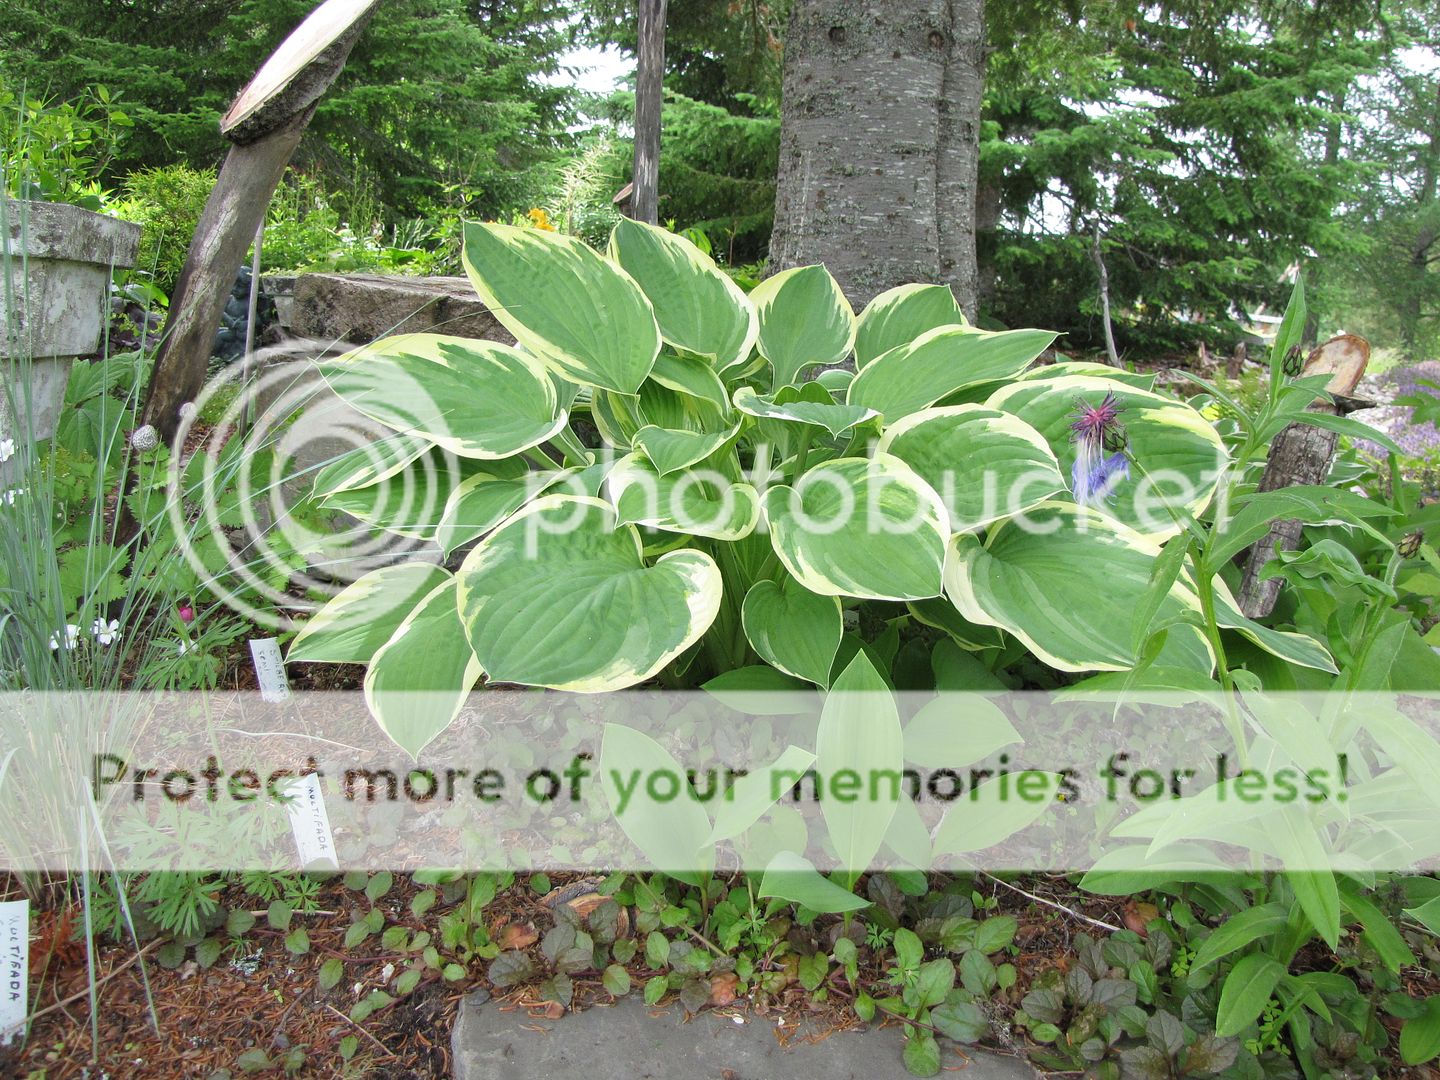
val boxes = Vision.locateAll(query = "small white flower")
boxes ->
[49,624,82,651]
[91,618,121,646]
[130,425,159,451]
[0,438,15,463]
[0,488,24,506]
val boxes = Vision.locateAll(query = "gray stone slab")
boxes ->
[290,273,514,346]
[453,994,1038,1080]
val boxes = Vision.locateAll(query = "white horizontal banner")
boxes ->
[0,691,1435,875]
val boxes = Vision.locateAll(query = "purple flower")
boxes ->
[1070,392,1130,506]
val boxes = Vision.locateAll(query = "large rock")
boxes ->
[289,273,514,346]
[452,994,1039,1080]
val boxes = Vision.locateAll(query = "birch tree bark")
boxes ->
[768,0,985,314]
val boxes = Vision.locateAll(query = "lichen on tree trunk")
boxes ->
[768,0,985,315]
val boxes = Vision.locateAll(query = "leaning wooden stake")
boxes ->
[1236,333,1371,619]
[136,0,381,447]
[630,0,667,226]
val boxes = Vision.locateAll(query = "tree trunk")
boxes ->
[631,0,667,226]
[768,0,985,315]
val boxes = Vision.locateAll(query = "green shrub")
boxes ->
[112,162,216,293]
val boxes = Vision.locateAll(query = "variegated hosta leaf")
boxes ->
[462,221,660,394]
[287,563,450,665]
[647,351,732,415]
[741,574,843,686]
[632,421,742,476]
[436,465,572,557]
[604,454,760,540]
[943,502,1213,673]
[607,218,757,370]
[455,495,722,691]
[1016,362,1157,391]
[986,375,1228,541]
[733,383,879,439]
[854,283,966,368]
[763,455,948,601]
[363,577,484,758]
[876,405,1065,533]
[320,334,566,459]
[310,432,433,498]
[321,450,484,540]
[748,265,856,388]
[847,325,1056,422]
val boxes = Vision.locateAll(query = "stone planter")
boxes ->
[1,199,141,449]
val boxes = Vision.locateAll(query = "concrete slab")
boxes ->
[452,993,1038,1080]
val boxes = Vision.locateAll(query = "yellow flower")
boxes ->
[527,208,555,231]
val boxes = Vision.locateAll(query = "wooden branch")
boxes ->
[1092,221,1121,367]
[136,0,381,447]
[1235,334,1370,619]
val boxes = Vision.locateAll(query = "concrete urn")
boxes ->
[1,199,142,452]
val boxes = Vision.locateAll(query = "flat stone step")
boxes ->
[452,993,1038,1080]
[289,272,513,346]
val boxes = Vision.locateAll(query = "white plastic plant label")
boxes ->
[248,637,290,703]
[282,772,338,870]
[0,899,28,1046]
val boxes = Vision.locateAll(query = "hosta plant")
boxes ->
[286,219,1323,755]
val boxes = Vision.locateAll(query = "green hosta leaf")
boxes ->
[741,575,842,686]
[1016,362,1156,390]
[320,334,566,458]
[848,326,1055,421]
[764,455,947,601]
[854,282,966,368]
[876,404,1065,532]
[456,495,721,691]
[600,723,713,881]
[604,454,760,540]
[608,218,756,370]
[436,467,572,557]
[631,421,741,476]
[944,503,1211,672]
[647,351,732,415]
[757,851,869,913]
[288,563,449,664]
[311,431,433,498]
[816,651,904,872]
[749,265,855,387]
[987,375,1228,542]
[933,773,1061,855]
[320,450,485,540]
[1215,953,1284,1037]
[733,383,878,438]
[364,578,484,757]
[462,221,660,393]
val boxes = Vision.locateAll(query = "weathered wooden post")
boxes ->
[136,0,382,447]
[1236,333,1371,618]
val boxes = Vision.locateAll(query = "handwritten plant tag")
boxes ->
[248,637,291,703]
[0,900,28,1046]
[282,773,338,870]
